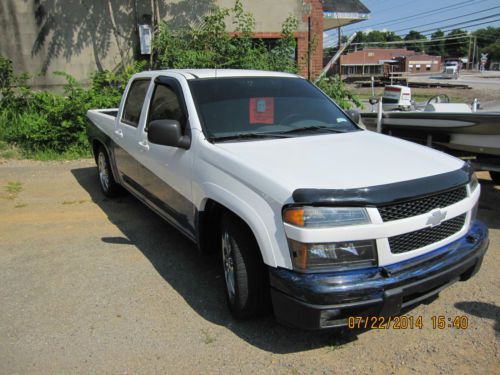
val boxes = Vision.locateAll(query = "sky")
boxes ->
[323,0,500,48]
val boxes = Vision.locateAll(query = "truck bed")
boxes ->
[86,108,118,137]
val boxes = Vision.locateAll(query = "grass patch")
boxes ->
[14,203,27,208]
[62,199,87,205]
[0,140,21,159]
[6,181,22,194]
[26,148,92,161]
[0,140,91,161]
[201,329,216,344]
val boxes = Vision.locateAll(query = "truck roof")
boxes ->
[132,69,302,80]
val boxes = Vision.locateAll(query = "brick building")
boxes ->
[340,48,442,76]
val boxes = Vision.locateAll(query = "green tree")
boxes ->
[484,40,500,61]
[474,27,500,62]
[404,30,427,53]
[474,27,500,50]
[444,29,469,58]
[428,29,445,57]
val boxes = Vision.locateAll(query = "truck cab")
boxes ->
[86,69,488,330]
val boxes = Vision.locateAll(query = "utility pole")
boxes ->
[307,16,312,81]
[150,0,156,68]
[472,36,477,70]
[337,27,342,79]
[467,34,472,70]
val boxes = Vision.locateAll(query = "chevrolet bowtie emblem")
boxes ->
[426,210,447,227]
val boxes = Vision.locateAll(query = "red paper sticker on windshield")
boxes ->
[249,97,274,124]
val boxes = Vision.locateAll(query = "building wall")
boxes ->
[0,0,147,90]
[405,56,441,73]
[340,49,442,76]
[0,0,324,90]
[296,0,324,79]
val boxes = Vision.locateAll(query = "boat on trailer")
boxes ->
[359,89,500,183]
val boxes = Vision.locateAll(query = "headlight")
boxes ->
[469,174,479,193]
[288,239,377,271]
[283,206,370,228]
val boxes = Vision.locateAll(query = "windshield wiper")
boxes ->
[277,125,347,134]
[208,132,291,142]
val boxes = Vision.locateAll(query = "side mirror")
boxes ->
[345,109,360,124]
[147,119,191,149]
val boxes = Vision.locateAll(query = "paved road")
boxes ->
[410,71,500,90]
[0,159,499,374]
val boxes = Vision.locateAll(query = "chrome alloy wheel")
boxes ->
[97,151,110,192]
[222,230,236,303]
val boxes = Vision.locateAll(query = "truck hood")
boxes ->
[211,130,464,203]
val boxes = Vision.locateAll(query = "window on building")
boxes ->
[252,38,297,61]
[426,64,431,71]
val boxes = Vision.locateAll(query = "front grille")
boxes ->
[389,214,466,254]
[378,186,467,222]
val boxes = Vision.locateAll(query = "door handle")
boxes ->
[138,140,150,151]
[114,129,123,138]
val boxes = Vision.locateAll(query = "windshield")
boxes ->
[188,77,359,142]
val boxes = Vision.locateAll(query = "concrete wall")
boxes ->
[218,0,306,32]
[0,0,323,89]
[0,0,151,89]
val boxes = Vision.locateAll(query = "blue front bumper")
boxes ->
[269,220,489,330]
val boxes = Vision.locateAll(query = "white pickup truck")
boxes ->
[86,69,488,330]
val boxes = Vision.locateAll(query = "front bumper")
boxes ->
[269,220,489,330]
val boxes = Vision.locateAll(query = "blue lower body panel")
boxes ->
[269,220,489,330]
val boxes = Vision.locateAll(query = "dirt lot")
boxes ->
[0,159,499,374]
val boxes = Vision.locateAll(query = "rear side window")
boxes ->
[121,79,150,127]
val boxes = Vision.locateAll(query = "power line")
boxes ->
[414,13,500,34]
[390,6,500,34]
[341,0,488,33]
[342,23,499,50]
[350,34,470,46]
[398,18,500,38]
[423,18,500,35]
[333,29,499,49]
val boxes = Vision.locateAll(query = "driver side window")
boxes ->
[146,83,186,132]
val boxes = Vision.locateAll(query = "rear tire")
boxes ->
[97,146,120,198]
[220,212,269,319]
[490,171,500,185]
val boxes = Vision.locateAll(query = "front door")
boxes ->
[136,76,195,236]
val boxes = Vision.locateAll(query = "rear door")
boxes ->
[113,78,151,189]
[135,76,196,237]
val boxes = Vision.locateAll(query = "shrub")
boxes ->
[0,59,145,158]
[153,0,299,73]
[0,0,361,159]
[315,76,362,110]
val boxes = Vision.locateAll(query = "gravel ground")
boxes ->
[0,159,498,374]
[351,71,500,111]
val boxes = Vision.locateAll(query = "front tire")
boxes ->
[221,212,269,319]
[97,146,120,198]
